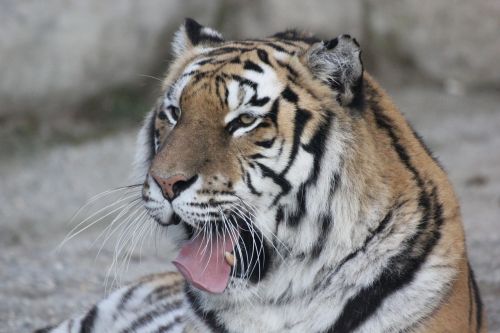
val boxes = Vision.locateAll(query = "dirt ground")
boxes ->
[1,84,499,332]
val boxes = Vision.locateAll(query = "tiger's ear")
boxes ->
[171,18,224,57]
[305,35,363,108]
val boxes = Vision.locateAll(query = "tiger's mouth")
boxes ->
[169,213,268,294]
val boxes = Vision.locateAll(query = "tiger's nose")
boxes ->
[151,173,198,200]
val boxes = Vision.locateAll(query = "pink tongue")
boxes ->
[173,232,237,294]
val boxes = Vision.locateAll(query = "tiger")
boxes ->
[37,18,486,333]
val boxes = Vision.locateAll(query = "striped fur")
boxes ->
[35,273,188,333]
[38,19,486,333]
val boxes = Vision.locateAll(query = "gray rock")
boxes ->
[0,0,220,116]
[365,0,500,88]
[216,0,362,40]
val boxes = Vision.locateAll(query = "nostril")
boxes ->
[172,180,187,198]
[151,173,198,200]
[172,175,198,198]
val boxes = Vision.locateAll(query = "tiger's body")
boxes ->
[38,19,486,333]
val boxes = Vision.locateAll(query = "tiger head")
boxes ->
[136,19,364,295]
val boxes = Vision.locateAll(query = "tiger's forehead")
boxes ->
[163,39,310,120]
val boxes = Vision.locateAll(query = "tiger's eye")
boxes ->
[239,114,255,125]
[168,106,181,122]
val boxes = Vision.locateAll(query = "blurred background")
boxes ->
[0,0,499,331]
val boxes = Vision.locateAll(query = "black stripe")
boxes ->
[317,207,394,291]
[186,287,229,333]
[257,49,271,65]
[329,173,341,200]
[224,73,258,90]
[243,60,264,73]
[469,265,483,331]
[265,42,293,54]
[310,214,332,259]
[80,305,98,333]
[233,40,256,46]
[156,316,183,333]
[179,69,199,79]
[255,137,276,148]
[188,200,234,207]
[276,60,299,77]
[215,75,227,108]
[120,300,182,333]
[256,162,291,206]
[248,153,265,159]
[148,284,182,302]
[347,70,364,110]
[268,99,280,124]
[372,108,426,190]
[280,108,311,176]
[330,187,442,332]
[245,172,262,196]
[328,90,444,332]
[248,95,270,107]
[281,86,298,103]
[287,184,307,227]
[229,57,241,64]
[408,122,444,171]
[285,110,332,228]
[302,112,333,185]
[255,120,271,129]
[275,205,284,229]
[195,58,214,66]
[117,284,141,312]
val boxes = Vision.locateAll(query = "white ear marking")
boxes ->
[171,18,224,58]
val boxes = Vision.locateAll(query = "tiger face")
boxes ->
[136,19,363,294]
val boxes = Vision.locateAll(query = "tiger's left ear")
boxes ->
[171,18,224,57]
[304,35,363,108]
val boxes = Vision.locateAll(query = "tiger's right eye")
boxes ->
[160,105,181,125]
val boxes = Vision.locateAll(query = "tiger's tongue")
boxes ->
[172,231,237,294]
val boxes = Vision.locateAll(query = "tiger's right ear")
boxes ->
[172,18,224,57]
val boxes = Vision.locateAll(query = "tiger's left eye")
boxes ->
[226,113,259,134]
[239,114,256,125]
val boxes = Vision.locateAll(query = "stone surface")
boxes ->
[365,0,500,88]
[217,0,362,41]
[0,0,220,116]
[1,0,499,119]
[0,84,499,332]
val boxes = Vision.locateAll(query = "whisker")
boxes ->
[66,185,141,226]
[235,199,290,256]
[92,199,144,251]
[106,210,147,289]
[137,73,164,82]
[59,194,140,249]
